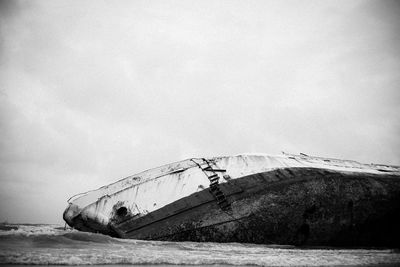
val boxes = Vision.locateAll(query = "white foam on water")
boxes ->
[0,224,65,236]
[0,224,399,266]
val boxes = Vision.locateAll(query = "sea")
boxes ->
[0,224,399,267]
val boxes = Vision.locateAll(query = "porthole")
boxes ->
[116,206,128,217]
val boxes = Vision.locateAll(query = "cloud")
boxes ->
[0,0,399,223]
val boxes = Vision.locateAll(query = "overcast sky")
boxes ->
[0,0,399,224]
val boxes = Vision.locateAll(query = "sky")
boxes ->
[0,0,399,224]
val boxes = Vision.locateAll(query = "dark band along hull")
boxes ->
[64,154,400,247]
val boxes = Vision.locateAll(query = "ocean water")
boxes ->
[0,224,399,266]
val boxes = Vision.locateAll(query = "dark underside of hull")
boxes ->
[106,167,400,247]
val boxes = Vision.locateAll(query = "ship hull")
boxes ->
[64,154,400,247]
[111,167,400,247]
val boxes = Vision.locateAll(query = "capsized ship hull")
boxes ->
[63,153,400,246]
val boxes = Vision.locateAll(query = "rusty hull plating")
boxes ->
[63,153,400,247]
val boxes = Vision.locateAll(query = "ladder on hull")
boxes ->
[191,158,232,211]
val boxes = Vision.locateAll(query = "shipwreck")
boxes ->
[63,153,400,247]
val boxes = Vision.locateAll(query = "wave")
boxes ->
[0,224,64,236]
[1,224,400,266]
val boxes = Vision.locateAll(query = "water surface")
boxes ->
[0,224,399,266]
